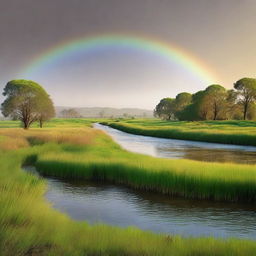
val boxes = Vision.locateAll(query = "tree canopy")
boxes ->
[155,78,256,121]
[234,78,256,120]
[154,98,175,120]
[1,80,55,128]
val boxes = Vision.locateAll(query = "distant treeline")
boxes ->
[154,77,256,121]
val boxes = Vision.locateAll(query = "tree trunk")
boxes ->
[23,120,29,129]
[39,119,43,128]
[213,110,217,120]
[244,102,248,120]
[213,101,218,120]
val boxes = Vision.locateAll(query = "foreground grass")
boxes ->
[0,120,256,255]
[102,119,256,146]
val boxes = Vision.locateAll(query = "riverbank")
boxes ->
[102,119,256,146]
[1,120,256,255]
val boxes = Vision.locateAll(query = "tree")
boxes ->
[173,92,192,119]
[174,93,192,111]
[154,98,175,120]
[186,90,206,121]
[60,108,80,118]
[38,96,55,128]
[203,85,227,120]
[1,80,55,129]
[234,78,256,120]
[99,110,105,118]
[181,85,227,121]
[247,103,256,120]
[225,89,241,120]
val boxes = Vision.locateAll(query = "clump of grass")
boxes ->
[26,128,96,146]
[0,128,96,150]
[1,149,256,256]
[0,134,29,151]
[36,151,256,203]
[103,119,256,146]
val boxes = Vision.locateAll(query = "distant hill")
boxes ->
[55,106,154,118]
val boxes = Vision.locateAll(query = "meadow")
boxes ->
[102,119,256,146]
[1,119,256,255]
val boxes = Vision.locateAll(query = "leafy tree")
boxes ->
[234,78,256,120]
[189,90,206,120]
[173,92,192,119]
[203,85,227,120]
[225,89,241,120]
[174,93,192,111]
[176,87,226,121]
[180,86,227,121]
[154,98,175,120]
[1,80,54,129]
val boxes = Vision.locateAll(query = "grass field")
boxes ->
[102,119,256,146]
[1,119,256,255]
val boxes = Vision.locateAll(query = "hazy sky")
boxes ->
[0,0,256,109]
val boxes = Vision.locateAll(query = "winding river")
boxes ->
[34,124,256,239]
[94,123,256,164]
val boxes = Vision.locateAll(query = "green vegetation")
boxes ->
[1,119,256,255]
[0,118,96,128]
[155,78,256,121]
[1,79,55,129]
[103,119,256,146]
[234,78,256,120]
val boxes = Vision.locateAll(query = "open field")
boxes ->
[102,119,256,146]
[1,119,256,255]
[0,118,97,128]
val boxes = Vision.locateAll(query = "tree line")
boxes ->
[154,78,256,121]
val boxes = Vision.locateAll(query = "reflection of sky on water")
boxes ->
[94,123,256,164]
[44,177,256,239]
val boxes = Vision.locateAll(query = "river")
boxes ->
[30,123,256,239]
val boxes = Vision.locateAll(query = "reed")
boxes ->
[1,121,256,255]
[103,119,256,146]
[36,146,256,202]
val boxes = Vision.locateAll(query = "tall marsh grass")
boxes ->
[103,119,256,146]
[1,122,256,255]
[36,147,256,202]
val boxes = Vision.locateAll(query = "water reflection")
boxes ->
[45,177,256,239]
[94,123,256,164]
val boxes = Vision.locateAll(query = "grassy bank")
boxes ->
[1,120,256,255]
[102,119,256,146]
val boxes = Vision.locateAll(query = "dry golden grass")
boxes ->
[0,127,99,151]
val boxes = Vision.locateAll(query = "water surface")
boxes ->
[25,124,256,240]
[94,123,256,164]
[45,176,256,239]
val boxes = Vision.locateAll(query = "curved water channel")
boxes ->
[94,123,256,164]
[36,124,256,239]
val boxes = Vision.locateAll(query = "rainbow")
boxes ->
[22,33,217,83]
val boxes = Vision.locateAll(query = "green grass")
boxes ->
[0,119,256,255]
[0,118,100,128]
[102,119,256,146]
